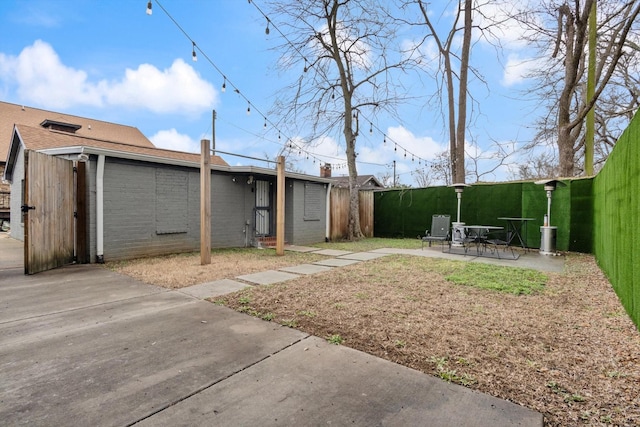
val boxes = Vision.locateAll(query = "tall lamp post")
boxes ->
[450,183,469,246]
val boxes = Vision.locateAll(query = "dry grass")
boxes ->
[108,246,640,426]
[105,248,328,288]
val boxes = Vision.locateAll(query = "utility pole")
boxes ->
[212,110,216,155]
[393,160,397,187]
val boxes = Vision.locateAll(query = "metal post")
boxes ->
[547,190,552,226]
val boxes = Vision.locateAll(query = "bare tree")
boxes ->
[513,152,560,180]
[411,167,433,188]
[400,0,475,184]
[429,150,454,186]
[264,0,417,240]
[515,0,640,176]
[377,170,395,188]
[465,140,515,183]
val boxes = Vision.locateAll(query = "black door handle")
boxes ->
[21,204,35,213]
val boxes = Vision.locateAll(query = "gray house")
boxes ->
[2,105,331,272]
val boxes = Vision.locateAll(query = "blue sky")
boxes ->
[0,0,539,186]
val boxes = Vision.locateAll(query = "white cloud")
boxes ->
[386,126,444,160]
[104,59,216,115]
[501,54,533,86]
[474,1,538,50]
[0,40,217,115]
[0,40,103,109]
[149,128,198,153]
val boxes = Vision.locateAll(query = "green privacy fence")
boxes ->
[375,111,638,329]
[374,178,593,252]
[593,112,640,329]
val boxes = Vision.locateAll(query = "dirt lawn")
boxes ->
[107,246,640,427]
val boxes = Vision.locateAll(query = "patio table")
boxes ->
[463,225,504,256]
[498,217,535,250]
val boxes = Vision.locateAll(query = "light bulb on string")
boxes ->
[221,77,226,93]
[369,122,373,134]
[404,150,407,158]
[383,135,386,145]
[265,19,270,35]
[394,144,397,152]
[192,42,197,62]
[146,1,152,15]
[303,59,308,72]
[263,117,267,129]
[246,102,251,115]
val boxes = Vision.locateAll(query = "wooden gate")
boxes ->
[23,151,75,274]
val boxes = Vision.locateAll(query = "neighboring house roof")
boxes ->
[4,124,228,180]
[330,174,384,189]
[0,101,154,163]
[3,124,331,185]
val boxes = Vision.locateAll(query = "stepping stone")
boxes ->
[338,252,389,261]
[279,264,333,275]
[284,245,319,253]
[313,258,361,267]
[311,249,353,256]
[236,270,300,285]
[180,279,250,299]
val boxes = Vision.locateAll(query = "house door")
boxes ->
[23,151,75,274]
[255,180,271,236]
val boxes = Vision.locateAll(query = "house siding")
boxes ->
[7,146,330,263]
[87,158,97,263]
[287,180,327,245]
[8,149,25,241]
[102,159,200,261]
[211,172,251,248]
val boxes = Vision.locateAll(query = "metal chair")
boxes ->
[421,215,451,250]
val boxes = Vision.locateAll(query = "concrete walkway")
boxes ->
[180,243,564,300]
[0,233,544,426]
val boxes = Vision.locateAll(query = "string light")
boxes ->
[148,0,424,174]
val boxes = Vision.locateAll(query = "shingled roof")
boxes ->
[0,101,155,162]
[329,174,384,189]
[6,124,227,173]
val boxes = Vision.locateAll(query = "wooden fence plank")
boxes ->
[329,188,374,240]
